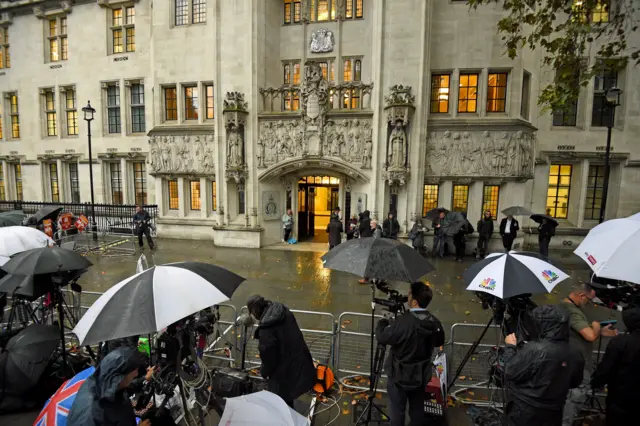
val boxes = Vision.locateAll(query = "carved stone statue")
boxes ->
[226,124,243,167]
[148,133,214,175]
[309,29,335,53]
[388,121,406,169]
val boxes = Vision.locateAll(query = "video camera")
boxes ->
[475,292,538,341]
[373,281,408,315]
[590,275,640,311]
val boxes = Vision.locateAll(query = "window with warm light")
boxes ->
[452,185,469,214]
[422,185,439,217]
[164,87,178,121]
[205,84,214,119]
[0,27,10,69]
[343,58,362,82]
[584,165,605,220]
[572,1,609,23]
[65,88,78,136]
[211,179,217,211]
[9,93,19,139]
[283,89,300,112]
[546,164,572,219]
[592,1,609,22]
[284,0,302,24]
[283,61,301,85]
[184,86,199,120]
[458,73,478,113]
[43,89,57,137]
[133,161,147,205]
[47,16,68,62]
[0,164,5,201]
[487,73,508,113]
[190,180,201,210]
[14,164,22,201]
[106,85,121,133]
[0,112,3,140]
[49,163,60,202]
[168,179,179,210]
[310,0,336,22]
[111,6,135,54]
[430,74,450,113]
[345,0,363,19]
[110,162,123,205]
[68,162,80,203]
[482,185,500,218]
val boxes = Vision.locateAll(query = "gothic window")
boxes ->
[133,161,147,205]
[452,185,469,214]
[43,89,57,137]
[49,163,60,202]
[190,180,201,210]
[205,84,214,119]
[0,164,5,201]
[284,0,302,24]
[211,179,217,211]
[345,0,363,19]
[111,6,135,54]
[422,185,439,217]
[591,67,618,127]
[110,162,123,204]
[106,85,121,133]
[482,185,500,218]
[65,88,78,136]
[130,83,145,133]
[68,162,80,203]
[14,164,23,201]
[283,61,301,85]
[184,86,199,120]
[8,93,20,139]
[310,0,335,22]
[168,179,179,210]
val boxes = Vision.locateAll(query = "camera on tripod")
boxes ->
[373,281,408,315]
[590,275,640,311]
[475,292,537,341]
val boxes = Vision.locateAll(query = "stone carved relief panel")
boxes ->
[148,135,215,175]
[426,130,534,178]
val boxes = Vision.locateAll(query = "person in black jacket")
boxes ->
[326,213,344,249]
[133,205,154,249]
[538,219,555,259]
[247,295,316,407]
[592,307,640,426]
[408,219,427,255]
[376,282,445,426]
[359,210,372,238]
[382,212,400,239]
[500,215,520,252]
[503,305,584,426]
[476,210,494,259]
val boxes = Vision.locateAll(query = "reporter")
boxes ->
[375,282,444,426]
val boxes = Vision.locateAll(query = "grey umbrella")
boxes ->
[530,214,559,226]
[425,207,449,222]
[444,211,467,236]
[1,247,93,276]
[0,210,26,228]
[501,206,533,217]
[32,206,63,223]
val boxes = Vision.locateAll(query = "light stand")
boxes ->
[447,316,494,390]
[598,87,622,224]
[82,101,98,241]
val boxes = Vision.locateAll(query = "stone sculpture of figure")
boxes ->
[202,144,214,171]
[363,138,372,169]
[388,121,406,169]
[292,122,305,156]
[357,196,364,215]
[332,132,343,156]
[257,128,266,168]
[149,137,160,171]
[161,137,172,171]
[309,31,320,53]
[507,134,518,175]
[349,119,362,160]
[227,124,243,167]
[520,133,532,175]
[261,122,276,165]
[495,133,508,175]
[482,132,494,173]
[275,121,286,161]
[324,121,337,156]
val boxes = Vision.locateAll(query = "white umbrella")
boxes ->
[0,226,55,266]
[219,391,309,426]
[574,213,640,284]
[463,251,570,299]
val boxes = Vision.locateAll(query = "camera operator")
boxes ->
[133,205,155,250]
[246,295,316,408]
[375,282,444,426]
[503,305,584,426]
[561,283,618,426]
[591,306,640,426]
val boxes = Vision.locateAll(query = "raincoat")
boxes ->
[359,210,372,238]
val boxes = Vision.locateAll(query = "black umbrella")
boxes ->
[0,324,60,396]
[530,214,559,226]
[424,207,449,222]
[33,206,63,223]
[501,206,533,217]
[444,211,467,236]
[321,237,434,283]
[0,269,88,300]
[0,210,26,227]
[1,247,93,276]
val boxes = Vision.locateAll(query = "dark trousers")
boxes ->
[506,401,562,426]
[284,228,292,241]
[539,236,550,258]
[502,234,515,252]
[387,379,427,426]
[454,234,465,258]
[477,235,490,257]
[137,225,154,248]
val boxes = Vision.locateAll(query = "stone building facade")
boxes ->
[0,0,638,248]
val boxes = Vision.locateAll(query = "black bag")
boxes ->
[212,368,252,398]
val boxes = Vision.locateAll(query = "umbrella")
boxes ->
[0,324,60,396]
[0,269,87,300]
[73,262,246,346]
[573,213,640,284]
[321,237,434,283]
[0,210,26,227]
[445,211,467,236]
[34,366,96,426]
[1,247,92,276]
[0,226,55,266]
[33,206,63,223]
[530,214,559,226]
[463,251,570,299]
[501,206,533,216]
[219,391,308,426]
[424,207,449,222]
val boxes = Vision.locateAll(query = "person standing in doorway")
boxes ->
[133,205,154,250]
[326,213,344,250]
[359,210,372,238]
[500,214,519,252]
[282,209,294,242]
[476,210,494,259]
[538,218,555,259]
[382,212,400,239]
[346,214,358,240]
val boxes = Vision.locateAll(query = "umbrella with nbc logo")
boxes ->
[463,251,570,299]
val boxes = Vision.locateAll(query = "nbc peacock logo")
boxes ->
[480,278,496,291]
[542,270,559,283]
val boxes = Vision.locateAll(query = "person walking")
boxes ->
[500,214,519,252]
[282,209,294,242]
[591,306,640,426]
[476,210,494,259]
[246,295,316,408]
[503,305,585,426]
[560,283,618,426]
[538,218,555,259]
[382,212,400,239]
[408,219,427,255]
[326,213,344,250]
[359,210,373,238]
[133,205,154,250]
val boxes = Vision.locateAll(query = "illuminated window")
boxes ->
[546,164,572,219]
[9,93,19,138]
[184,86,199,120]
[111,7,135,53]
[458,73,478,113]
[592,68,618,127]
[190,180,201,210]
[49,163,60,202]
[192,0,206,24]
[342,88,360,109]
[130,83,145,133]
[14,164,22,201]
[572,1,609,23]
[176,0,189,26]
[0,164,5,201]
[283,89,300,112]
[487,73,508,113]
[0,27,10,69]
[133,161,147,205]
[211,179,217,211]
[422,184,439,217]
[68,162,80,203]
[107,85,121,133]
[65,88,78,136]
[168,179,179,210]
[110,162,123,204]
[310,0,335,22]
[343,59,352,81]
[592,1,609,22]
[584,165,605,220]
[452,185,469,214]
[284,0,302,24]
[283,61,301,85]
[482,185,500,218]
[164,87,178,121]
[430,74,450,113]
[47,17,67,62]
[44,90,57,137]
[346,0,363,19]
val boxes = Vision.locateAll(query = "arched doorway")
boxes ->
[297,175,341,241]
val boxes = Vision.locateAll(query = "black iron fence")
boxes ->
[0,201,159,233]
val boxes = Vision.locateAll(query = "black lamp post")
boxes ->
[598,87,623,224]
[81,101,98,240]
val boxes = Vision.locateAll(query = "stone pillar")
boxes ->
[177,177,186,218]
[467,181,484,223]
[155,177,165,215]
[440,181,453,209]
[223,92,249,224]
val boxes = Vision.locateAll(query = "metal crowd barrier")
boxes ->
[203,304,238,367]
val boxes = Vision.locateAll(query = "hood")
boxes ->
[483,215,493,221]
[411,311,443,338]
[259,301,286,327]
[623,307,640,332]
[532,305,569,342]
[93,347,141,401]
[363,210,370,219]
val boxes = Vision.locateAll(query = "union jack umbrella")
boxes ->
[34,366,95,426]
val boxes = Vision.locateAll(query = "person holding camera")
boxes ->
[375,282,445,426]
[503,305,585,425]
[133,205,155,250]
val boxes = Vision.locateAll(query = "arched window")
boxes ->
[354,60,361,81]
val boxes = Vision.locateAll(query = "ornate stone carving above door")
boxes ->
[148,134,215,176]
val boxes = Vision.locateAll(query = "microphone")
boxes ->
[235,313,256,327]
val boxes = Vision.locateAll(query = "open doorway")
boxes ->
[297,175,340,242]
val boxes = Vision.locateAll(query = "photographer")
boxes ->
[591,306,640,426]
[133,205,154,250]
[375,282,445,426]
[247,295,316,408]
[503,305,584,426]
